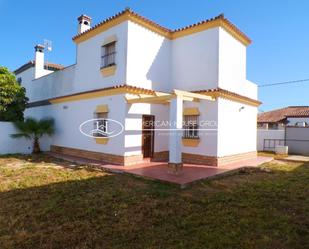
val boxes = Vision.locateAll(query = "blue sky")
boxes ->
[1,0,308,111]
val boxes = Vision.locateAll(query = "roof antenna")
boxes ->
[43,39,52,52]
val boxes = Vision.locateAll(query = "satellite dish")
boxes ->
[43,39,52,52]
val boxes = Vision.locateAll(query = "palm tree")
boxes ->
[11,118,55,154]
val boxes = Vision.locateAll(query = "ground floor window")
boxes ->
[93,112,108,137]
[183,115,199,139]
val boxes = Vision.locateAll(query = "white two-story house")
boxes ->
[15,8,260,167]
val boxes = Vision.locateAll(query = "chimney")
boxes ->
[34,44,45,79]
[77,15,91,33]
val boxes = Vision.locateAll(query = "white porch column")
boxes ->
[168,96,183,166]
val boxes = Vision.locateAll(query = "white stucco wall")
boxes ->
[181,100,218,157]
[29,65,75,102]
[22,105,54,152]
[171,28,219,91]
[126,21,171,92]
[24,22,129,103]
[218,28,246,91]
[125,103,151,156]
[75,22,128,92]
[218,28,257,100]
[25,95,127,156]
[17,66,54,100]
[20,19,257,102]
[0,122,32,154]
[244,80,258,100]
[217,98,257,157]
[285,127,309,155]
[0,107,53,154]
[125,103,169,156]
[17,67,34,90]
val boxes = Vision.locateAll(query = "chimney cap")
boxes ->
[35,44,45,52]
[77,15,92,22]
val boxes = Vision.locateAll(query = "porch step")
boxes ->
[46,152,108,166]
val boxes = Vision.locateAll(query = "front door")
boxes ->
[142,115,155,158]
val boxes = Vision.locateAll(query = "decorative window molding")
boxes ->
[95,137,109,144]
[96,104,109,113]
[182,138,200,147]
[100,65,116,77]
[183,107,200,116]
[102,35,117,46]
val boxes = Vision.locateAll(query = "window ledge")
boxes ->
[182,138,200,147]
[95,137,109,145]
[100,65,116,77]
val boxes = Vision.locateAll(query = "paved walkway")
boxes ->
[279,155,309,163]
[47,152,273,186]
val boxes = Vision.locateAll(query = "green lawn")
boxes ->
[0,154,308,249]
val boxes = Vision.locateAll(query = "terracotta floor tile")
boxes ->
[48,152,273,186]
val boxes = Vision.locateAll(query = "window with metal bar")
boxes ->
[93,112,108,137]
[101,42,116,68]
[183,115,199,139]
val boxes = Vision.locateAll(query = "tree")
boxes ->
[11,118,55,154]
[0,67,28,121]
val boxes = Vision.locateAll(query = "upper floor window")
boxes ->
[183,115,199,139]
[17,77,22,84]
[101,42,116,68]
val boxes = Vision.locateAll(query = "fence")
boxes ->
[257,127,309,155]
[285,127,309,155]
[0,122,32,154]
[263,139,285,151]
[257,129,285,151]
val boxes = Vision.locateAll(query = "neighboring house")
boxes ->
[15,8,260,166]
[258,106,309,130]
[257,106,309,155]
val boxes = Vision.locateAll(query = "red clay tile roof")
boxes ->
[48,84,156,102]
[44,62,64,71]
[14,60,64,74]
[72,8,251,45]
[258,106,309,123]
[27,84,156,107]
[193,87,261,106]
[173,14,251,44]
[72,8,171,41]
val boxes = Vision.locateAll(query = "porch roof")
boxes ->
[125,87,261,107]
[125,89,215,104]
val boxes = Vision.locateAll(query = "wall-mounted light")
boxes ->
[239,106,245,112]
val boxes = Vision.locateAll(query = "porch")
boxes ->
[48,152,272,187]
[126,89,216,168]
